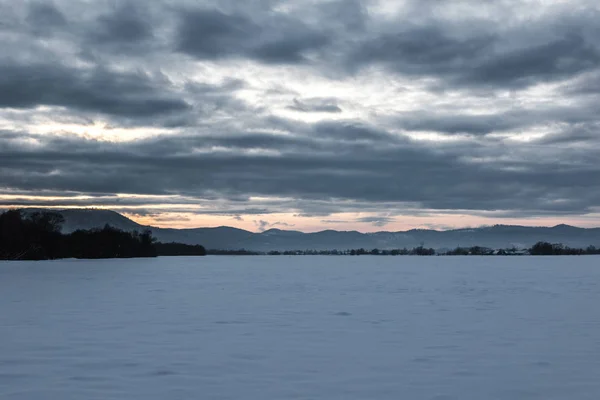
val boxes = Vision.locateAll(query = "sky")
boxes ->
[1,0,600,232]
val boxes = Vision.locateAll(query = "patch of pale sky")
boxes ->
[30,121,172,142]
[403,132,470,142]
[502,125,557,142]
[125,210,600,232]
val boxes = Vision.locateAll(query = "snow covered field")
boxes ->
[1,256,600,400]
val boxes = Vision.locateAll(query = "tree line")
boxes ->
[207,243,600,256]
[0,210,206,260]
[529,242,600,256]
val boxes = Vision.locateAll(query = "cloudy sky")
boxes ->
[1,0,600,232]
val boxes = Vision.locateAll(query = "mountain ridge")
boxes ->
[10,208,600,251]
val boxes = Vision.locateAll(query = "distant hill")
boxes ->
[21,208,143,233]
[12,208,600,251]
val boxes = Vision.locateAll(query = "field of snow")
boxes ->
[1,256,600,400]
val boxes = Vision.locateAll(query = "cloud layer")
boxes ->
[1,0,600,230]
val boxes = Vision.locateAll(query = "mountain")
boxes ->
[20,208,144,233]
[12,209,600,251]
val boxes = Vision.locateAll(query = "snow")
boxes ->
[1,256,600,400]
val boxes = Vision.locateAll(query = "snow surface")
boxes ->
[1,256,600,400]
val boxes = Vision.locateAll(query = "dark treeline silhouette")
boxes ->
[444,246,496,255]
[156,242,207,256]
[0,210,156,260]
[68,226,156,259]
[0,210,65,260]
[207,249,263,255]
[530,242,600,255]
[209,243,600,256]
[0,210,207,260]
[346,247,436,256]
[209,247,437,256]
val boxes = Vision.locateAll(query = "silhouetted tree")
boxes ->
[0,210,64,260]
[67,225,157,259]
[446,247,470,256]
[155,242,206,256]
[411,246,436,256]
[531,242,560,255]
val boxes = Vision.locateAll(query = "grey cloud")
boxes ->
[4,0,600,92]
[86,3,154,45]
[561,71,600,96]
[393,98,600,135]
[463,33,600,88]
[254,220,295,232]
[186,79,246,94]
[152,215,191,223]
[175,8,329,64]
[530,123,600,145]
[26,2,67,34]
[347,16,600,89]
[422,223,456,231]
[352,26,494,76]
[273,222,295,227]
[123,210,159,218]
[0,62,188,118]
[313,122,396,143]
[287,98,342,114]
[318,0,366,33]
[254,220,270,232]
[3,116,600,217]
[296,213,333,218]
[357,216,395,227]
[175,9,256,59]
[397,112,520,135]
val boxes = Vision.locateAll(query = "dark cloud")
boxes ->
[397,111,520,135]
[319,0,366,33]
[26,2,67,34]
[462,33,600,87]
[393,98,600,135]
[351,26,495,77]
[2,116,600,218]
[346,16,600,89]
[175,8,329,64]
[313,122,395,142]
[86,3,154,45]
[0,62,188,119]
[175,9,257,60]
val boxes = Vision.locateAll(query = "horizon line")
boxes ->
[5,206,599,234]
